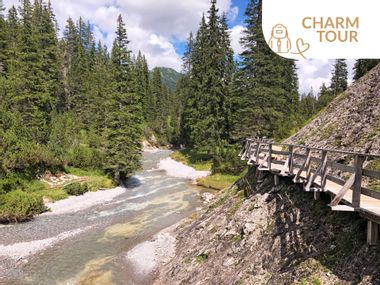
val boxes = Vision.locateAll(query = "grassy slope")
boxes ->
[157,67,182,91]
[170,149,241,190]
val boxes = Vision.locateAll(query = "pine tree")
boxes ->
[105,15,143,181]
[0,0,7,74]
[230,0,299,141]
[6,0,55,143]
[183,0,235,151]
[330,59,348,96]
[353,59,380,81]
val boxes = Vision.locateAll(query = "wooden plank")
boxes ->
[280,155,290,176]
[367,220,378,246]
[330,174,356,207]
[255,142,261,164]
[363,168,380,180]
[362,187,380,200]
[305,150,328,191]
[289,146,294,175]
[268,144,272,171]
[331,205,355,212]
[352,155,365,208]
[271,150,290,156]
[293,153,355,173]
[294,148,311,183]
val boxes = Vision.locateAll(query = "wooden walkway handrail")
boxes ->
[240,138,380,240]
[245,138,380,158]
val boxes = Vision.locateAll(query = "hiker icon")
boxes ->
[269,24,291,53]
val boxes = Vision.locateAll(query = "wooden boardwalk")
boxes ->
[239,139,380,245]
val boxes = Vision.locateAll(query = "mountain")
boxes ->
[156,67,182,91]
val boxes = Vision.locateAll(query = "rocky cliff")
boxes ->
[154,169,380,284]
[286,64,380,154]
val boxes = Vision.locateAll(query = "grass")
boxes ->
[65,166,116,191]
[197,173,240,190]
[170,149,212,171]
[195,253,209,263]
[33,188,69,202]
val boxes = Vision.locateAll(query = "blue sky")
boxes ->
[3,0,353,93]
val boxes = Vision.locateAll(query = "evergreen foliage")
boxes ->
[354,59,380,81]
[181,0,234,151]
[0,1,146,191]
[330,59,348,96]
[229,0,299,142]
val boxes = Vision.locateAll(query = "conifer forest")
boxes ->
[0,0,378,229]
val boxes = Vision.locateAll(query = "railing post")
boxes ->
[352,155,365,209]
[255,142,261,164]
[288,145,294,175]
[268,144,272,171]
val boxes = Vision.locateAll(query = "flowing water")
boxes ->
[0,150,209,285]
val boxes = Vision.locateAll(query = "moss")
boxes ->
[195,253,209,263]
[319,123,337,140]
[231,233,242,243]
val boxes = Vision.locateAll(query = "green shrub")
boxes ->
[212,144,246,175]
[63,182,89,196]
[87,176,116,191]
[33,188,69,202]
[0,190,47,223]
[0,173,28,195]
[67,145,104,170]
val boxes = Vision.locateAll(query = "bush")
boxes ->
[0,190,47,223]
[63,182,89,196]
[67,145,105,170]
[212,144,246,175]
[87,176,116,191]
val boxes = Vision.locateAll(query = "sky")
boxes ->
[3,0,354,94]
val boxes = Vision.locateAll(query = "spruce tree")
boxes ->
[330,59,348,96]
[105,15,143,181]
[230,0,299,141]
[353,59,380,81]
[183,0,235,151]
[0,0,7,74]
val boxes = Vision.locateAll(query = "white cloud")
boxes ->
[230,25,244,55]
[297,59,355,94]
[3,0,357,89]
[3,0,238,71]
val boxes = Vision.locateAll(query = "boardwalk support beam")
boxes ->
[274,175,280,186]
[367,220,378,246]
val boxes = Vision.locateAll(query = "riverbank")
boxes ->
[169,149,242,190]
[0,150,210,285]
[0,168,117,223]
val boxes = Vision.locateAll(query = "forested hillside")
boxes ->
[156,67,182,91]
[0,0,185,222]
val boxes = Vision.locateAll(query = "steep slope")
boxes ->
[155,169,380,284]
[287,64,380,153]
[156,67,182,91]
[154,65,380,285]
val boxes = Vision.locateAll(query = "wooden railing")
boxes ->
[239,138,380,210]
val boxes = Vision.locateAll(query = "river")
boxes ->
[0,150,210,285]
